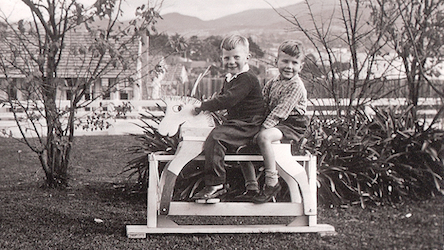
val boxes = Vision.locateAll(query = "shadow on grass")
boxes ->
[79,182,147,206]
[0,182,147,240]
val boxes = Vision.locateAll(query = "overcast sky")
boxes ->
[0,0,301,22]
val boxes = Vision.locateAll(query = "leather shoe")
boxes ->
[252,183,282,203]
[191,185,227,200]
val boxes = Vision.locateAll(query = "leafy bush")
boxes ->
[307,106,444,207]
[123,110,179,189]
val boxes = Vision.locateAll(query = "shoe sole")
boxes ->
[195,198,220,204]
[191,187,228,201]
[253,185,282,204]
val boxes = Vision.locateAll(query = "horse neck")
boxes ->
[182,111,215,129]
[180,112,215,140]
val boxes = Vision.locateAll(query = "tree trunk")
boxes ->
[40,72,74,188]
[40,110,73,188]
[40,140,70,187]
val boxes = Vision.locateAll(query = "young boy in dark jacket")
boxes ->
[192,34,264,202]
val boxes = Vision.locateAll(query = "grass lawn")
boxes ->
[0,135,442,249]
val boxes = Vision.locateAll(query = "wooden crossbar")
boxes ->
[152,154,313,162]
[127,223,336,236]
[168,202,304,216]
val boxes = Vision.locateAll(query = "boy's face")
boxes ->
[276,51,304,80]
[222,45,250,75]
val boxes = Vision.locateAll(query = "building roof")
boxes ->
[163,63,188,84]
[0,30,139,79]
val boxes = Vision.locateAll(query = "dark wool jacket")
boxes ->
[200,71,265,121]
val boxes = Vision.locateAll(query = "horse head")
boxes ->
[158,96,216,137]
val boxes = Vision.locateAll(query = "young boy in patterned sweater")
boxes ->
[241,40,309,203]
[191,34,265,202]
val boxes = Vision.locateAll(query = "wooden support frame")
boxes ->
[126,147,335,238]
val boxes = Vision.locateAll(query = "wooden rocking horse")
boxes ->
[126,96,335,237]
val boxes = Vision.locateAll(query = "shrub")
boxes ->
[308,105,444,207]
[123,110,179,189]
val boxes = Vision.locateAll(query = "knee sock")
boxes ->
[265,170,279,187]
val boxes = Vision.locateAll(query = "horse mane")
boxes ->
[162,96,202,106]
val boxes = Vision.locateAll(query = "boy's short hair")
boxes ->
[278,40,305,59]
[220,34,249,52]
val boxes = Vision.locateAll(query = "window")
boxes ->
[103,91,111,100]
[65,78,77,87]
[66,90,73,100]
[102,79,113,100]
[118,78,133,100]
[84,87,92,100]
[120,91,129,100]
[7,85,17,100]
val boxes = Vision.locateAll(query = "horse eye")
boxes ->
[172,105,182,112]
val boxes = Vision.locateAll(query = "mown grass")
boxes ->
[0,135,442,249]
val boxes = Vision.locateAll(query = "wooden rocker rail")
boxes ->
[126,144,335,238]
[157,143,317,216]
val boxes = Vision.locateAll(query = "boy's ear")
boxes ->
[275,58,278,66]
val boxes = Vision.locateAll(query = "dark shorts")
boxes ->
[275,115,308,143]
[203,115,264,185]
[209,115,264,150]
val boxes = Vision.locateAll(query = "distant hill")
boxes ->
[155,0,343,37]
[153,0,377,54]
[155,13,211,34]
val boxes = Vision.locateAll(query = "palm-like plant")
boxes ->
[308,106,444,207]
[123,106,179,189]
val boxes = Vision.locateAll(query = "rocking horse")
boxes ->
[126,96,335,237]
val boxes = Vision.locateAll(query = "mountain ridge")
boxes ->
[155,1,341,37]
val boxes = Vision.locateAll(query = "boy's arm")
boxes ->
[262,80,272,105]
[262,84,306,129]
[200,74,255,112]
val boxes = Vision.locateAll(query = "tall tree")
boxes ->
[278,0,392,111]
[0,0,162,188]
[370,0,444,126]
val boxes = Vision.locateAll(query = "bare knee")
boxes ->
[256,128,283,147]
[256,130,274,146]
